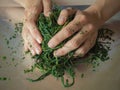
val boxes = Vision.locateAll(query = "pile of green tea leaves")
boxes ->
[25,7,114,87]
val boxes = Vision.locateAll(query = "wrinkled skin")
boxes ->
[48,7,103,57]
[22,0,52,55]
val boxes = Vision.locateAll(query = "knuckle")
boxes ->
[64,27,75,36]
[70,40,80,48]
[75,12,87,24]
[65,29,72,36]
[61,9,69,15]
[74,20,81,27]
[73,43,79,48]
[32,41,38,47]
[80,49,85,56]
[88,24,95,31]
[26,18,36,24]
[32,38,38,44]
[66,7,74,12]
[81,48,85,53]
[80,14,87,22]
[32,29,37,34]
[28,19,35,23]
[76,10,81,14]
[52,37,61,44]
[59,49,66,55]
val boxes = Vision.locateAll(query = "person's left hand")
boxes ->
[48,7,104,57]
[22,0,52,56]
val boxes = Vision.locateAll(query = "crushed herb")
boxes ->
[14,23,23,34]
[0,77,7,81]
[2,56,7,60]
[24,7,114,87]
[0,20,24,80]
[81,73,84,78]
[12,58,15,61]
[5,38,9,45]
[21,57,25,60]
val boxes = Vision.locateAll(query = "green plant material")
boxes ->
[0,77,7,81]
[2,56,7,60]
[25,7,114,87]
[22,57,25,60]
[14,23,23,34]
[0,77,10,81]
[81,73,84,78]
[12,58,15,61]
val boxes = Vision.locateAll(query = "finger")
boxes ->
[26,21,43,44]
[26,34,42,55]
[28,46,36,56]
[28,42,42,55]
[23,34,36,56]
[53,29,89,57]
[24,40,36,55]
[74,31,98,57]
[22,26,36,55]
[22,26,42,55]
[48,19,82,48]
[74,40,91,57]
[48,11,88,49]
[58,7,77,25]
[43,0,52,17]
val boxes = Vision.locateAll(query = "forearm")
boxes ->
[14,0,42,22]
[86,0,120,22]
[14,0,41,9]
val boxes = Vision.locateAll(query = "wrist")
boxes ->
[84,5,106,26]
[23,5,42,23]
[88,0,120,24]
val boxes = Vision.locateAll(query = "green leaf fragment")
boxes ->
[2,56,7,60]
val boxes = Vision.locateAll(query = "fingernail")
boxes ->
[35,48,40,55]
[54,51,59,57]
[31,49,35,55]
[74,53,83,57]
[48,42,54,48]
[74,49,83,57]
[58,17,66,24]
[36,38,42,44]
[45,12,51,17]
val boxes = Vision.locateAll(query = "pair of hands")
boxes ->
[22,0,103,57]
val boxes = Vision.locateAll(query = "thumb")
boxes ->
[43,0,52,17]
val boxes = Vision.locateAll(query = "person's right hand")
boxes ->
[22,0,52,55]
